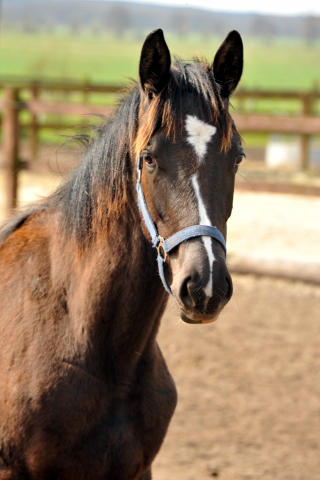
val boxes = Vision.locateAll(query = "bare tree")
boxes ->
[107,5,131,38]
[44,17,55,35]
[303,15,320,46]
[199,14,226,40]
[170,11,189,39]
[250,16,277,44]
[90,19,103,38]
[70,14,81,36]
[21,14,38,34]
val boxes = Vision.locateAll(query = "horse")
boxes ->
[0,29,244,480]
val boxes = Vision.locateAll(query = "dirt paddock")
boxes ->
[154,275,320,480]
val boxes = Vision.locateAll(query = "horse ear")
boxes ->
[139,29,171,97]
[212,30,243,99]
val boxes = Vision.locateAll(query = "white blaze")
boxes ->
[185,115,217,163]
[186,114,217,297]
[191,174,216,297]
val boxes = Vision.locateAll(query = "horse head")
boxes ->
[135,29,244,324]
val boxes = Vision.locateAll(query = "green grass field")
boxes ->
[1,30,319,148]
[1,30,320,91]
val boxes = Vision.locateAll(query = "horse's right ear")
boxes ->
[212,30,243,99]
[139,29,171,98]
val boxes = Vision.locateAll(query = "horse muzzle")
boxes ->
[170,240,233,324]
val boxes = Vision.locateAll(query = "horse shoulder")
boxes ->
[0,211,67,430]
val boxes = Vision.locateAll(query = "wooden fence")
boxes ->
[233,87,320,170]
[0,78,320,216]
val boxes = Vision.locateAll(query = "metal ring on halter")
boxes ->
[156,236,167,262]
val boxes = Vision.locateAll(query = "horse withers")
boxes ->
[0,29,244,480]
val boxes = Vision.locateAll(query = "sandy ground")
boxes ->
[228,191,320,265]
[152,188,320,479]
[0,151,320,480]
[154,276,320,480]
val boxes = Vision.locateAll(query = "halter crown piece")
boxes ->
[136,155,227,296]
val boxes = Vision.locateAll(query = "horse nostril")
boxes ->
[179,269,232,312]
[180,276,193,308]
[224,275,233,304]
[179,275,202,309]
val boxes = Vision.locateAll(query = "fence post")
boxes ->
[82,76,90,104]
[30,81,39,158]
[301,93,313,170]
[2,87,20,216]
[81,76,90,127]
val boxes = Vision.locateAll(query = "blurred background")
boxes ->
[0,1,320,479]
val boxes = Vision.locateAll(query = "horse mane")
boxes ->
[0,207,36,246]
[0,58,236,249]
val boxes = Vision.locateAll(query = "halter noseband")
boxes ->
[136,155,227,296]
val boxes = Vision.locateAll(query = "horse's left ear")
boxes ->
[139,29,171,97]
[212,30,243,99]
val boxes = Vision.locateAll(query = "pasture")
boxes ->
[1,30,320,90]
[1,30,320,153]
[1,30,319,152]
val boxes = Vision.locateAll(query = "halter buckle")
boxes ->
[156,236,167,262]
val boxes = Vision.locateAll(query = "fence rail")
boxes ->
[0,78,320,216]
[232,113,320,135]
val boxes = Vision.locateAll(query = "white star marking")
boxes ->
[185,115,217,163]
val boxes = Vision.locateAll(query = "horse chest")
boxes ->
[78,361,177,478]
[81,387,176,479]
[19,354,177,480]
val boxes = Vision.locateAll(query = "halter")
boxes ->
[136,155,227,296]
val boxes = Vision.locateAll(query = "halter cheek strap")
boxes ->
[136,155,227,296]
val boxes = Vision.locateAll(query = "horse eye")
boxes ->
[235,152,245,171]
[143,152,156,166]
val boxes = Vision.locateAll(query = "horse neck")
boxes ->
[60,191,168,369]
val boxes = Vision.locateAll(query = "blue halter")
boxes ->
[136,155,227,295]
